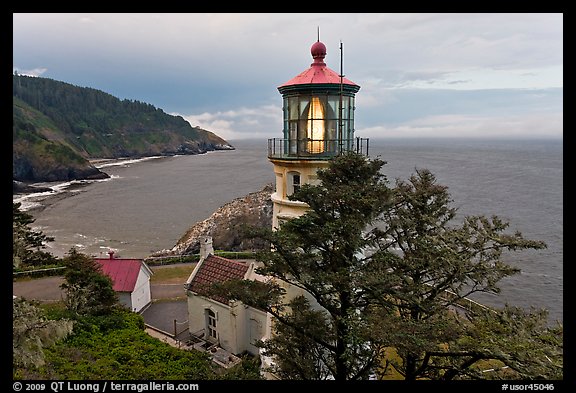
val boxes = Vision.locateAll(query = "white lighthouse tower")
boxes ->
[268,39,368,229]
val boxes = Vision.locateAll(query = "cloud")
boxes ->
[399,70,453,85]
[14,13,563,82]
[177,105,282,141]
[13,67,48,77]
[13,13,562,141]
[178,90,562,142]
[355,87,563,125]
[174,85,562,141]
[446,80,471,85]
[78,16,94,24]
[376,70,473,88]
[359,113,563,140]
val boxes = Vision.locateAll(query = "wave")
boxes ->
[93,156,164,169]
[13,175,119,212]
[13,155,163,212]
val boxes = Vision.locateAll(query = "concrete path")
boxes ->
[141,299,189,339]
[12,276,65,302]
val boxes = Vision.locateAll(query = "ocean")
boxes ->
[14,138,563,323]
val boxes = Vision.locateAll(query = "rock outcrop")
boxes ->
[13,155,110,184]
[155,184,274,256]
[13,181,53,194]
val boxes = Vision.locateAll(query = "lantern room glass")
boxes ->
[282,93,355,157]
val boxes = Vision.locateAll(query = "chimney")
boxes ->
[108,250,114,259]
[199,236,214,261]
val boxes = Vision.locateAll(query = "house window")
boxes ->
[206,309,217,341]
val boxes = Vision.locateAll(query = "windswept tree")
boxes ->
[60,248,118,316]
[454,305,562,380]
[214,152,556,380]
[364,169,554,380]
[13,202,57,268]
[215,152,393,380]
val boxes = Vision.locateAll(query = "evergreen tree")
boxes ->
[213,153,555,380]
[60,249,118,316]
[365,169,554,380]
[215,152,393,380]
[13,202,56,268]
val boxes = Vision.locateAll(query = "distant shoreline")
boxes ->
[14,149,235,198]
[13,151,235,213]
[17,182,94,215]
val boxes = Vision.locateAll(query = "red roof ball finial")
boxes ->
[310,40,327,62]
[277,37,359,89]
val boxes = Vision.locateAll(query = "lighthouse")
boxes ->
[268,39,368,229]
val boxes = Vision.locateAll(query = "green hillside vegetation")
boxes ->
[13,245,261,380]
[14,304,261,380]
[13,97,103,182]
[13,74,233,183]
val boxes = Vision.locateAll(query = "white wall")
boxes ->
[117,292,132,311]
[187,293,270,356]
[131,268,152,313]
[244,307,270,355]
[187,294,235,349]
[279,278,324,315]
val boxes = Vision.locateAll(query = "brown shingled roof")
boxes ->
[188,255,249,304]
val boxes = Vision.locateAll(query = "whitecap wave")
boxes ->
[95,156,163,169]
[13,175,120,211]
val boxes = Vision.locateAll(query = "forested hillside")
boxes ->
[13,74,233,183]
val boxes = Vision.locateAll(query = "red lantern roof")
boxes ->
[278,40,359,88]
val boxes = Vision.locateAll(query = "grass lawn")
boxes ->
[150,264,196,284]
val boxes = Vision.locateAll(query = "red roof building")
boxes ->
[95,251,153,313]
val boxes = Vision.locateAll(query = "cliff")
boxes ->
[13,75,234,184]
[155,184,274,256]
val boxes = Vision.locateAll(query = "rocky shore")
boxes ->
[152,183,274,256]
[13,181,53,195]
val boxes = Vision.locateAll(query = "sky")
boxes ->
[12,13,563,141]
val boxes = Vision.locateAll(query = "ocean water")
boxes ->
[14,138,563,323]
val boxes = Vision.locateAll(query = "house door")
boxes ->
[206,309,217,342]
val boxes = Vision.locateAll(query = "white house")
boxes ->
[95,251,153,313]
[185,238,272,357]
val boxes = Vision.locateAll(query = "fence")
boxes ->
[145,251,256,266]
[13,266,66,278]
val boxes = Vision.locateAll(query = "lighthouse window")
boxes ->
[289,122,297,154]
[282,93,356,156]
[306,97,326,153]
[293,174,301,193]
[287,171,301,196]
[288,97,299,120]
